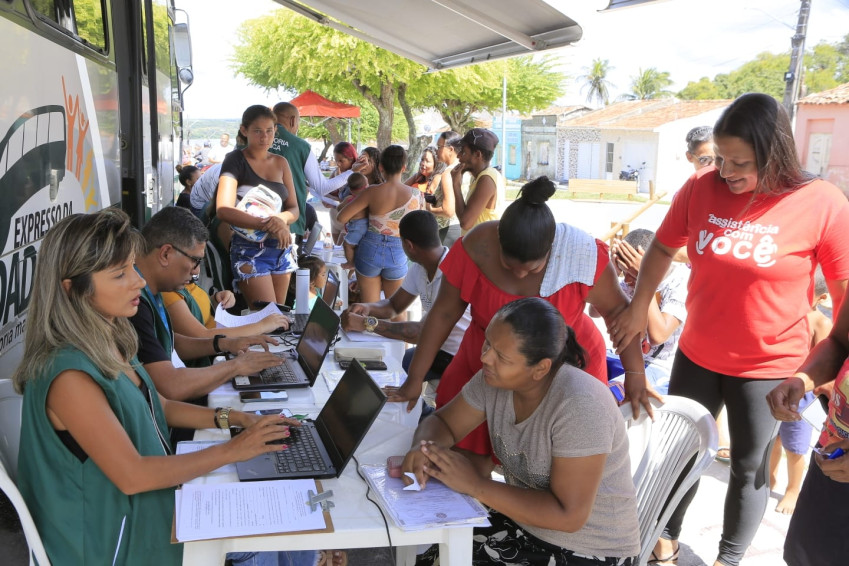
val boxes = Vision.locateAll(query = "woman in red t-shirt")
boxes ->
[610,93,849,566]
[386,176,657,472]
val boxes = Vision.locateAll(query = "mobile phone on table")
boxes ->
[338,359,387,371]
[240,390,289,403]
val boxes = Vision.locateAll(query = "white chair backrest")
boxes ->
[0,379,23,483]
[620,396,718,566]
[0,380,51,566]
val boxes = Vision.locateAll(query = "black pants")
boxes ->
[662,351,780,566]
[784,453,849,566]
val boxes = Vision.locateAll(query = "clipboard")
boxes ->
[171,480,334,543]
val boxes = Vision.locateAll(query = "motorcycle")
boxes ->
[619,162,645,183]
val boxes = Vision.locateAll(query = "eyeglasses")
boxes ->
[698,155,715,166]
[171,244,204,269]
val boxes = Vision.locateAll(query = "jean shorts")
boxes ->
[354,231,408,280]
[344,217,368,246]
[230,235,297,283]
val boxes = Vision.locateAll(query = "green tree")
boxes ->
[232,9,565,170]
[678,77,724,100]
[233,10,423,150]
[622,67,674,100]
[579,58,614,106]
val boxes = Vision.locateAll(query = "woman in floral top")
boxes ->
[338,145,424,305]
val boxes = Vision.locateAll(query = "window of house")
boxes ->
[605,142,614,174]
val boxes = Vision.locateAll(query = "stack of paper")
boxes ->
[175,479,326,542]
[360,465,490,531]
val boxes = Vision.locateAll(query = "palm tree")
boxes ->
[579,58,614,106]
[622,67,675,100]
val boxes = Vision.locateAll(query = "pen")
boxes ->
[828,448,845,460]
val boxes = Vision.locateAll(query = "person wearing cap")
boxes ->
[451,128,504,235]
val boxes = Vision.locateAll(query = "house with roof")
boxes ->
[556,99,731,195]
[521,106,590,180]
[795,82,849,196]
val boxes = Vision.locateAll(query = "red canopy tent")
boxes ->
[289,90,361,145]
[290,90,360,119]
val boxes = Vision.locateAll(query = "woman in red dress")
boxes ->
[386,176,655,466]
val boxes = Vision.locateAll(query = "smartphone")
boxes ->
[423,192,437,205]
[253,300,291,312]
[338,359,388,371]
[240,390,289,403]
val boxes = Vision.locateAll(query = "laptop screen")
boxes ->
[296,299,339,381]
[322,268,339,309]
[316,361,386,467]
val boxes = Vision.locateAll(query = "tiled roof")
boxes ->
[798,82,849,105]
[560,99,731,129]
[533,105,590,116]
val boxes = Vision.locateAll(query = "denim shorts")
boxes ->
[230,235,297,283]
[344,217,368,246]
[354,231,408,280]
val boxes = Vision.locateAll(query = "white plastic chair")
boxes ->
[0,379,51,566]
[620,395,718,566]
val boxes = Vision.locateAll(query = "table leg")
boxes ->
[439,528,473,566]
[395,545,418,566]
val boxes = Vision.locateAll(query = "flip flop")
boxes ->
[716,446,731,464]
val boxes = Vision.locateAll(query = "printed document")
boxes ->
[215,302,283,328]
[175,479,326,541]
[360,465,489,531]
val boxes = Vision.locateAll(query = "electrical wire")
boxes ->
[352,454,396,564]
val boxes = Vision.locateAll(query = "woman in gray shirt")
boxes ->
[404,297,640,565]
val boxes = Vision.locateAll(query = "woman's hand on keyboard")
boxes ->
[222,334,279,354]
[227,414,296,460]
[231,350,284,376]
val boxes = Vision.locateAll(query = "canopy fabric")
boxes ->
[290,90,361,119]
[272,0,582,71]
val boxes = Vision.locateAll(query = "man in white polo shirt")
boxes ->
[341,210,470,412]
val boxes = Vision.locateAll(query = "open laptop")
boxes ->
[232,299,340,391]
[291,267,340,335]
[237,360,386,480]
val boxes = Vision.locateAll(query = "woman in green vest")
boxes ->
[13,210,315,566]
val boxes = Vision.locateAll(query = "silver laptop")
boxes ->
[236,360,386,480]
[232,299,339,391]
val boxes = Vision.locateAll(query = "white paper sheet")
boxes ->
[215,302,284,328]
[360,465,489,531]
[175,441,236,474]
[175,479,326,542]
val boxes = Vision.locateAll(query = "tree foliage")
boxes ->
[621,67,674,100]
[678,34,849,101]
[231,8,566,166]
[579,58,614,106]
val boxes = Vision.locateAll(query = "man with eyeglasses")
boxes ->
[130,207,282,440]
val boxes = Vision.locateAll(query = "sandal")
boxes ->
[648,548,679,565]
[716,446,731,464]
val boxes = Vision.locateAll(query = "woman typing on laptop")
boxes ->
[13,210,320,566]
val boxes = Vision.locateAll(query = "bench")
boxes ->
[567,179,638,199]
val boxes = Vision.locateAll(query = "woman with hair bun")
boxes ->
[387,176,655,468]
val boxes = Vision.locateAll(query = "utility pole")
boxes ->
[782,0,811,123]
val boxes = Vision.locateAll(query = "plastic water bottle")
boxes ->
[323,233,333,262]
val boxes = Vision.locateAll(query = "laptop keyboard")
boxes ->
[274,426,327,472]
[259,361,300,384]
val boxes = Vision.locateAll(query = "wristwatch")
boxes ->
[212,334,227,354]
[214,407,232,430]
[363,316,378,333]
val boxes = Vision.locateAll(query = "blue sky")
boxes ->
[177,0,849,119]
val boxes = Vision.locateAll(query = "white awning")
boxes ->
[272,0,583,71]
